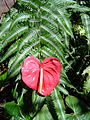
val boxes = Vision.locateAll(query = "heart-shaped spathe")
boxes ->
[21,56,62,96]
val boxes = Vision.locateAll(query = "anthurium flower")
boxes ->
[21,56,62,96]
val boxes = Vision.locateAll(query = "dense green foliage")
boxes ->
[0,0,90,120]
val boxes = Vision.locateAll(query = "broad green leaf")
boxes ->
[66,112,90,120]
[65,95,88,114]
[46,95,58,120]
[4,101,20,116]
[83,66,90,93]
[33,105,53,120]
[30,93,45,118]
[0,71,7,81]
[66,96,90,120]
[51,87,66,120]
[10,113,30,120]
[10,116,23,120]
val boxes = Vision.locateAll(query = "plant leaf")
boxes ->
[4,101,20,116]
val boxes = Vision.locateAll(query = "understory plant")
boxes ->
[0,0,90,120]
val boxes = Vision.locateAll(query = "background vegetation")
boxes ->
[0,0,90,120]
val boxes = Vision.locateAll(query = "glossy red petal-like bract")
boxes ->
[21,56,40,90]
[21,56,62,96]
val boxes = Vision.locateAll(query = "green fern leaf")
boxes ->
[10,13,31,29]
[0,26,28,52]
[19,29,39,50]
[18,0,38,9]
[81,13,90,45]
[8,41,40,78]
[0,42,18,63]
[40,36,70,66]
[0,21,11,37]
[40,25,64,47]
[41,6,73,37]
[41,16,58,28]
[57,9,73,37]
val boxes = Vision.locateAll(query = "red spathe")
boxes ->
[21,56,62,96]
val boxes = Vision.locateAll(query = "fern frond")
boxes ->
[18,0,38,9]
[8,40,40,77]
[49,0,76,5]
[0,42,18,63]
[9,66,21,78]
[41,6,73,37]
[57,9,73,37]
[0,26,28,52]
[41,16,58,28]
[1,8,18,24]
[40,36,64,63]
[41,46,55,58]
[40,25,64,47]
[81,13,90,45]
[10,13,31,29]
[63,32,69,48]
[67,4,90,12]
[0,21,11,37]
[19,29,39,50]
